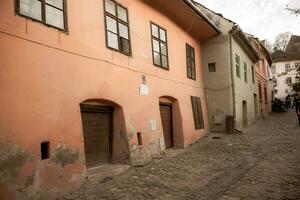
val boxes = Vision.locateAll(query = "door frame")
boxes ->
[80,104,114,165]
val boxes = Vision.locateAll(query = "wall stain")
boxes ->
[51,145,79,168]
[0,143,29,183]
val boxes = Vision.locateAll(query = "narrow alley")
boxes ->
[63,110,300,200]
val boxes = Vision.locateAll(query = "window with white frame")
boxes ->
[285,63,290,72]
[286,77,292,85]
[271,65,276,74]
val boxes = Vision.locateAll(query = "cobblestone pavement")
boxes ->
[63,110,300,200]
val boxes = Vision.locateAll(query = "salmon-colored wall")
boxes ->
[250,38,270,118]
[0,0,212,198]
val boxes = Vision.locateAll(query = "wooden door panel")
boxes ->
[159,104,173,149]
[81,110,112,168]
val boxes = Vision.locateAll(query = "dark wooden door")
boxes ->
[81,106,112,168]
[159,104,173,149]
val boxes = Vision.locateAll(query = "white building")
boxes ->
[271,61,300,100]
[271,35,300,100]
[194,3,259,132]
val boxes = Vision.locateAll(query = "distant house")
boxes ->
[194,2,259,132]
[270,35,300,100]
[248,37,273,118]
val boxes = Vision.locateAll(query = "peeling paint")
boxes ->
[149,138,163,159]
[0,143,29,183]
[129,145,151,166]
[51,144,79,168]
[25,174,34,188]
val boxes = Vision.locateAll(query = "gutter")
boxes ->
[229,35,236,122]
[182,0,221,34]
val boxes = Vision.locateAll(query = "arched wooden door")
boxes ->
[80,104,113,168]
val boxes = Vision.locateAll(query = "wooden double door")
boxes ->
[80,105,113,169]
[159,104,173,149]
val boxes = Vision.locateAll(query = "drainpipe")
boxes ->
[229,34,236,126]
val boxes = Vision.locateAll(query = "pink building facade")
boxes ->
[0,0,218,198]
[249,37,272,118]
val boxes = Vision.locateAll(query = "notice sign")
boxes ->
[139,84,148,96]
[150,119,157,131]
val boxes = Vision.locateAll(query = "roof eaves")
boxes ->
[249,36,272,66]
[231,25,260,62]
[182,0,221,34]
[192,1,237,25]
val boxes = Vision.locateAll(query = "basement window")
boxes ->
[137,132,143,146]
[41,141,50,160]
[208,63,216,72]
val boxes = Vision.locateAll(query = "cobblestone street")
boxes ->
[63,110,300,200]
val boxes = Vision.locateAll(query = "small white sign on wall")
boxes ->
[139,84,148,96]
[150,119,157,131]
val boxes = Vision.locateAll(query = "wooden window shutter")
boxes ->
[191,96,204,129]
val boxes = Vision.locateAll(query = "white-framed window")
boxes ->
[271,65,276,74]
[285,63,290,72]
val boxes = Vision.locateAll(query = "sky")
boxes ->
[194,0,300,43]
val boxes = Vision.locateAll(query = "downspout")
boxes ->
[229,34,236,124]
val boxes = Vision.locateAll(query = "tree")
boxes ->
[273,32,291,51]
[261,40,273,53]
[286,5,300,16]
[293,67,300,92]
[293,83,300,92]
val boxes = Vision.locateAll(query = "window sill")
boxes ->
[106,46,132,57]
[153,63,169,71]
[17,13,68,34]
[187,77,196,81]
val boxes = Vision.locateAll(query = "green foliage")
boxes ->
[293,83,300,92]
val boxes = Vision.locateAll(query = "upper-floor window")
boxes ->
[258,83,262,100]
[264,87,267,102]
[151,23,168,69]
[271,65,276,74]
[286,77,292,85]
[295,63,300,70]
[251,66,255,83]
[262,60,266,74]
[244,62,247,83]
[235,54,240,78]
[285,63,290,72]
[16,0,68,31]
[186,44,196,80]
[104,0,131,55]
